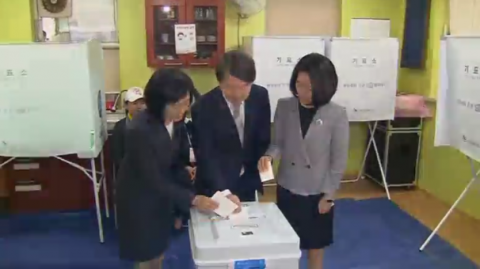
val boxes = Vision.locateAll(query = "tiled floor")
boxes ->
[259,178,480,266]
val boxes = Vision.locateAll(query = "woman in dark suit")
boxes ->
[116,69,218,269]
[258,53,349,269]
[172,88,201,229]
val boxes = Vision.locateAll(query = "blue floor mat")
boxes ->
[0,198,476,269]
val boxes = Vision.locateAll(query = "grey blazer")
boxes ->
[266,97,349,200]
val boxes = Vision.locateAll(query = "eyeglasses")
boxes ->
[295,82,312,93]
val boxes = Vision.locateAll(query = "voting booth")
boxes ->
[189,202,301,269]
[0,41,109,242]
[420,36,480,251]
[0,41,107,158]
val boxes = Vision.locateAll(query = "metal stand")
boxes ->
[343,121,391,200]
[419,157,479,251]
[0,152,109,243]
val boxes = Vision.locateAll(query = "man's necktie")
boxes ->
[232,104,244,145]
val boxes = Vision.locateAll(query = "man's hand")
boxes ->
[192,195,219,212]
[227,194,242,214]
[258,156,272,172]
[318,198,333,214]
[174,218,182,230]
[185,166,196,180]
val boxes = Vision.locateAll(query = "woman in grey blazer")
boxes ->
[259,53,349,269]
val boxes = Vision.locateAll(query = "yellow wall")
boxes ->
[0,0,34,42]
[2,0,480,218]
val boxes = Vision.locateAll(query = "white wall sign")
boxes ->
[350,18,391,38]
[329,38,399,122]
[175,24,196,54]
[250,36,326,121]
[435,36,480,162]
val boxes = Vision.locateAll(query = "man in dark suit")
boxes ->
[192,50,271,202]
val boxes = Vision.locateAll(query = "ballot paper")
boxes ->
[259,162,275,182]
[228,205,250,224]
[211,191,239,218]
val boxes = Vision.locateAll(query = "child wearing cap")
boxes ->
[111,87,146,170]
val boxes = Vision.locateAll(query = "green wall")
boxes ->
[1,0,479,219]
[0,0,34,42]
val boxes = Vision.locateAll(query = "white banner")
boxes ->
[435,36,480,162]
[250,36,326,121]
[330,38,399,122]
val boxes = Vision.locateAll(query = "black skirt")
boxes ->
[276,185,334,250]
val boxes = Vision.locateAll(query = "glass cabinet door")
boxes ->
[146,1,186,67]
[187,1,224,67]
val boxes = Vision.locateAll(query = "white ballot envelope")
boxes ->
[211,191,239,218]
[259,162,275,182]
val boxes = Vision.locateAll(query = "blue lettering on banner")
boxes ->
[233,259,266,269]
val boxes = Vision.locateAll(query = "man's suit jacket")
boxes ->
[191,85,271,197]
[266,97,349,200]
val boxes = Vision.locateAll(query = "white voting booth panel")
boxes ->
[421,36,480,251]
[434,37,480,160]
[0,41,107,158]
[329,38,399,122]
[244,36,327,122]
[189,202,301,269]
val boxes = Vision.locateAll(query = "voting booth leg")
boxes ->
[55,155,106,243]
[368,122,391,200]
[100,152,109,219]
[343,122,378,183]
[419,157,480,251]
[90,158,105,243]
[345,122,391,200]
[0,157,15,170]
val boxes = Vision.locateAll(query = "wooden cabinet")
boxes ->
[145,0,226,68]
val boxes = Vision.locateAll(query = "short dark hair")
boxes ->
[144,68,194,120]
[190,87,201,104]
[215,50,256,83]
[290,53,338,108]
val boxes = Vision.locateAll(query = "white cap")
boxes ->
[125,87,144,102]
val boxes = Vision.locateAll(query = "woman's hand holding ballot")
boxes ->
[192,195,219,212]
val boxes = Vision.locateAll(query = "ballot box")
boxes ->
[189,202,301,269]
